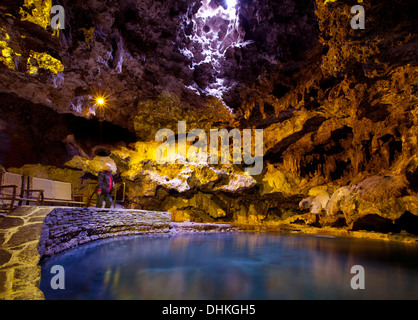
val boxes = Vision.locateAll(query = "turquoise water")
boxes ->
[39,232,418,300]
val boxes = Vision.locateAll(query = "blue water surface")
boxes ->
[39,232,418,300]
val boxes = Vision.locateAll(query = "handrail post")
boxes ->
[19,174,25,206]
[122,182,126,202]
[10,186,16,214]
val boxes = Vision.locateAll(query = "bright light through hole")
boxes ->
[179,0,251,112]
[96,98,104,106]
[226,0,237,8]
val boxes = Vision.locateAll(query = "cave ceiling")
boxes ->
[0,0,319,130]
[0,0,416,187]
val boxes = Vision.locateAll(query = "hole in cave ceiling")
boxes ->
[179,0,253,105]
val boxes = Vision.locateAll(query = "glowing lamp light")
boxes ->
[89,88,114,120]
[96,97,105,106]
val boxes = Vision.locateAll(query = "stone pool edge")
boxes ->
[0,206,239,300]
[2,206,417,300]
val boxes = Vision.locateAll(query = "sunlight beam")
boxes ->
[226,0,237,9]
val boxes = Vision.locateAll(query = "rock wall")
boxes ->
[38,207,171,257]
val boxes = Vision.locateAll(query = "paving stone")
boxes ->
[0,217,24,230]
[5,224,44,248]
[0,250,12,265]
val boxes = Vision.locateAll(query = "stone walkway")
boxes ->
[0,207,54,300]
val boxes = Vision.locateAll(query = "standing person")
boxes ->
[96,163,115,208]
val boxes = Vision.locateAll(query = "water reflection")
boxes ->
[39,233,418,300]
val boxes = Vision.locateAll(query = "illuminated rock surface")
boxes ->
[0,0,417,237]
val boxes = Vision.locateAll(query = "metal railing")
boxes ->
[86,182,126,208]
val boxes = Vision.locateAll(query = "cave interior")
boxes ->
[0,0,417,235]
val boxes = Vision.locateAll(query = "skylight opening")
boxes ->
[179,0,248,110]
[194,0,237,24]
[226,0,237,10]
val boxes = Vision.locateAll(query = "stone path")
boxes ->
[0,207,54,300]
